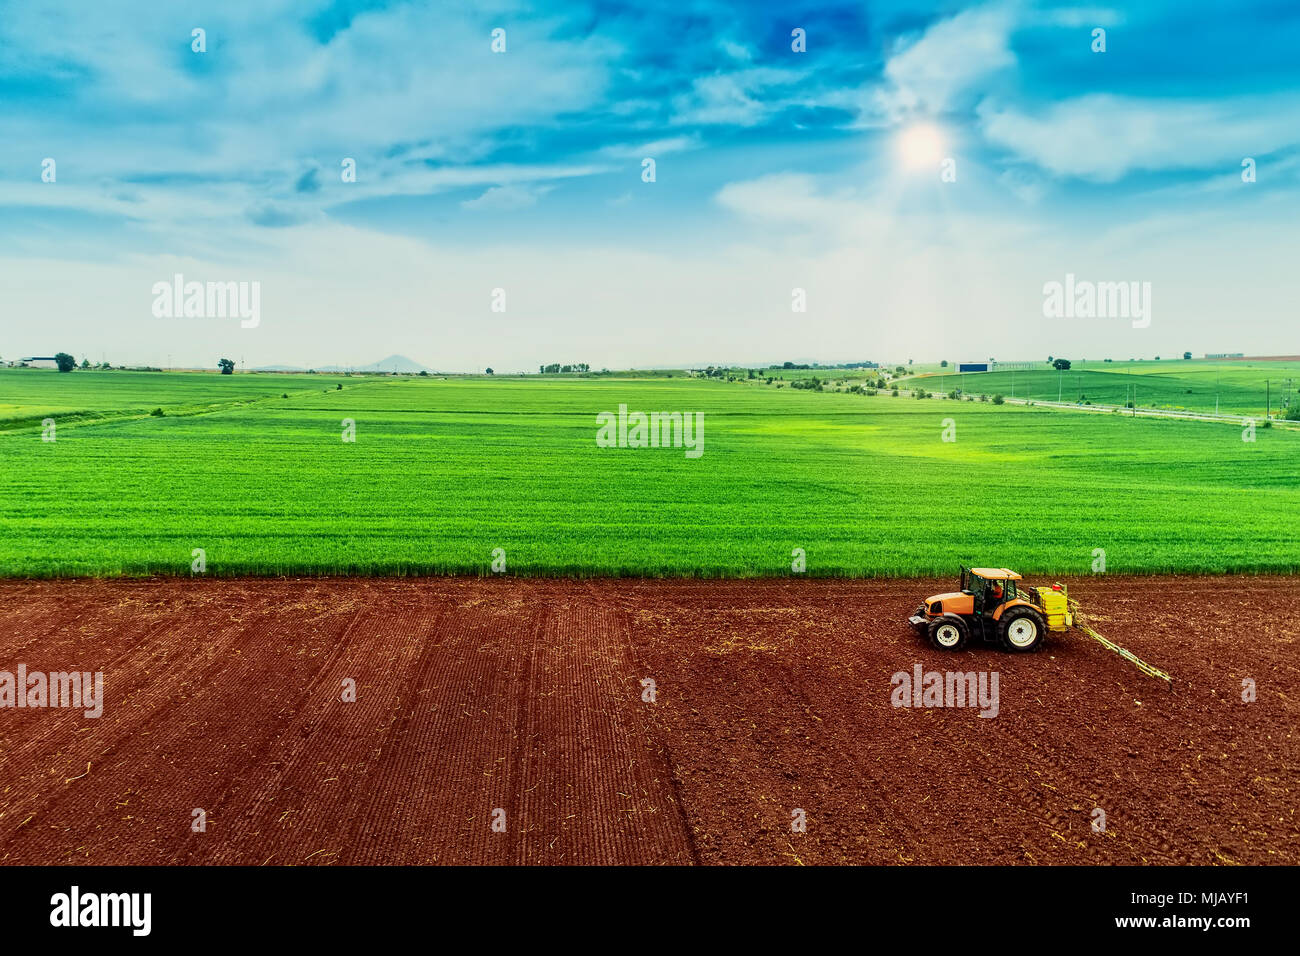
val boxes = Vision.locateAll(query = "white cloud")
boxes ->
[997,167,1047,204]
[460,183,552,211]
[714,170,1042,249]
[599,136,700,159]
[0,3,617,191]
[671,68,805,126]
[716,174,855,230]
[881,5,1016,115]
[719,39,753,62]
[1034,6,1125,28]
[979,94,1300,180]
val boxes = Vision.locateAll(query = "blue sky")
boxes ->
[2,0,1298,370]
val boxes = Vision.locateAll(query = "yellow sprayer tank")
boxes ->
[1036,584,1073,630]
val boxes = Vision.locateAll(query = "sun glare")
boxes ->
[897,122,946,170]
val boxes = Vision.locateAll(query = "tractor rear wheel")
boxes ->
[927,616,969,651]
[998,606,1046,652]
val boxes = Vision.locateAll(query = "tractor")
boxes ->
[908,566,1073,653]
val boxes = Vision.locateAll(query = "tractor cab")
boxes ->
[962,567,1020,620]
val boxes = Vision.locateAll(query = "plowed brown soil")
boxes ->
[0,576,1295,865]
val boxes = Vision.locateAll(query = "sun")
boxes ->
[897,122,946,170]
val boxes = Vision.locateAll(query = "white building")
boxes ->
[21,356,59,369]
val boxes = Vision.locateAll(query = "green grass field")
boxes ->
[1,368,1296,577]
[903,360,1300,416]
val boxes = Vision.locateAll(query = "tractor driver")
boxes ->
[989,580,1004,603]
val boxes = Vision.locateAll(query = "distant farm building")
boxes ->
[20,356,58,369]
[1205,353,1245,359]
[991,360,1034,371]
[958,362,989,373]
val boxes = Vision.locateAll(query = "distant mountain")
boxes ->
[325,354,433,374]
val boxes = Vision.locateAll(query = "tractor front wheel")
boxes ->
[927,616,969,651]
[998,607,1046,652]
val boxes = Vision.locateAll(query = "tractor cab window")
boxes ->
[985,578,1012,604]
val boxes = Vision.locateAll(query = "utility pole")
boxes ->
[1267,379,1270,420]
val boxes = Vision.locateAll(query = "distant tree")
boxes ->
[1052,358,1071,371]
[992,394,1005,404]
[80,358,91,369]
[218,358,235,375]
[940,359,948,367]
[485,368,494,375]
[54,352,76,372]
[1183,351,1192,360]
[1047,356,1054,363]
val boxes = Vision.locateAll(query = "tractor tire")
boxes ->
[927,616,969,651]
[998,606,1047,652]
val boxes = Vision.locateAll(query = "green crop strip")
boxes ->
[1,369,1296,577]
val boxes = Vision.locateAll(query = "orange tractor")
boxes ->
[908,566,1073,653]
